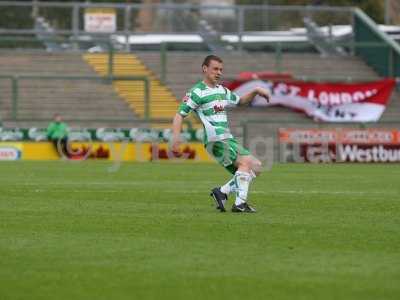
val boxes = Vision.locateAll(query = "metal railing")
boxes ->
[0,2,353,35]
[0,2,354,54]
[0,2,397,76]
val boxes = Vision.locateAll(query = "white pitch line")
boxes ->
[162,190,398,195]
[7,188,396,196]
[3,181,216,186]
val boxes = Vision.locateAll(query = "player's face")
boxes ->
[203,60,223,85]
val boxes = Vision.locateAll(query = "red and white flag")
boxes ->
[230,78,396,122]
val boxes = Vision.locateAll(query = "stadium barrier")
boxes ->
[279,128,400,163]
[0,141,213,162]
[241,120,400,164]
[0,126,208,161]
[0,127,201,142]
[3,121,400,164]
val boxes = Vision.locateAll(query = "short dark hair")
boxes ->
[202,55,223,67]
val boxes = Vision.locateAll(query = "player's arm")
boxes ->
[239,87,270,105]
[171,113,184,154]
[171,91,200,154]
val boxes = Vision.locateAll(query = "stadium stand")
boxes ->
[0,52,137,128]
[0,2,398,138]
[1,49,398,135]
[83,53,178,119]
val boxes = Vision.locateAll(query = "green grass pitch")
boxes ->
[1,161,399,300]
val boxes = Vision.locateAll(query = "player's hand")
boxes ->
[256,87,270,103]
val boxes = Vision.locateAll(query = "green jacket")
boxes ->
[47,122,68,140]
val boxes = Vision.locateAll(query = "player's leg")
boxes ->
[220,176,236,195]
[208,139,261,213]
[230,142,262,212]
[228,156,259,212]
[236,154,262,176]
[207,140,236,212]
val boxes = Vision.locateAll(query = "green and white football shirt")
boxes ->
[178,81,240,144]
